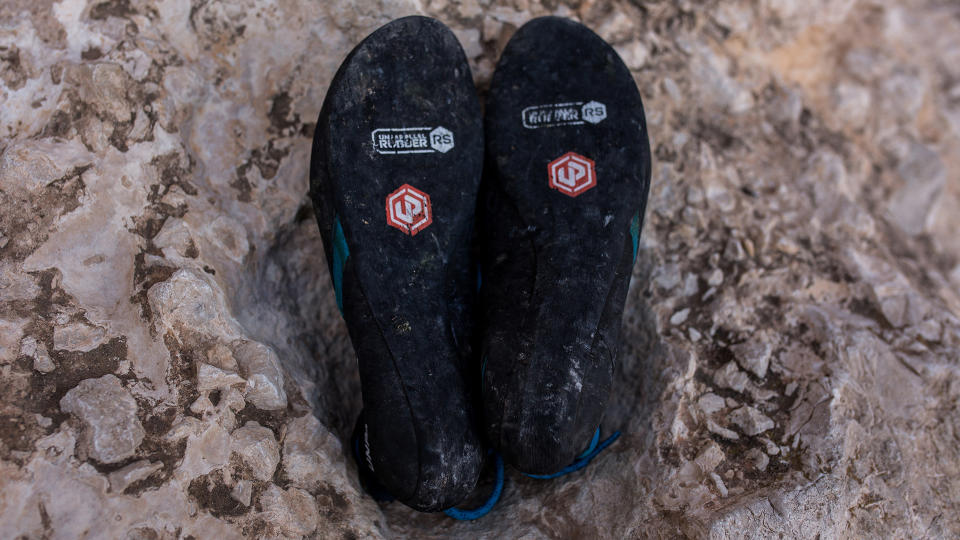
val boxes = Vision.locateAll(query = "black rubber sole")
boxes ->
[309,16,484,511]
[479,17,651,474]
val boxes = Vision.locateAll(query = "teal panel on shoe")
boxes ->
[332,216,349,315]
[630,211,640,263]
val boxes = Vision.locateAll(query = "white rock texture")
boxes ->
[1,0,960,538]
[230,421,280,482]
[59,374,145,464]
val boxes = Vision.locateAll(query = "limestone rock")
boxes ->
[709,472,729,497]
[59,375,145,464]
[231,480,254,507]
[20,336,55,373]
[230,421,280,482]
[731,339,772,379]
[887,143,946,236]
[147,269,242,342]
[694,442,726,473]
[2,0,960,538]
[282,414,343,491]
[713,361,750,393]
[697,392,727,416]
[707,419,740,441]
[108,460,163,493]
[729,405,776,436]
[53,322,107,352]
[259,485,320,538]
[197,362,246,393]
[205,343,240,372]
[0,319,26,365]
[176,422,232,482]
[232,341,288,411]
[746,447,770,472]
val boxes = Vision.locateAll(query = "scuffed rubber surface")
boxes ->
[309,16,484,512]
[480,16,652,475]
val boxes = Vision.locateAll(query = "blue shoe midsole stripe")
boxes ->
[444,452,505,520]
[523,430,621,480]
[576,428,601,460]
[332,216,350,315]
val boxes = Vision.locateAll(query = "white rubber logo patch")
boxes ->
[522,101,607,129]
[372,126,454,154]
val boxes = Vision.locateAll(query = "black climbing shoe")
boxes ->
[479,17,651,475]
[309,16,484,512]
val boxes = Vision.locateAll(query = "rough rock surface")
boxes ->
[1,0,959,538]
[59,373,146,464]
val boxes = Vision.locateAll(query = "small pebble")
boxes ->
[697,393,726,415]
[746,447,769,472]
[759,437,779,455]
[709,472,728,497]
[681,273,699,296]
[707,419,739,440]
[729,405,775,436]
[706,268,724,286]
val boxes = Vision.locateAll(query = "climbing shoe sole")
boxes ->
[479,16,652,475]
[309,16,485,511]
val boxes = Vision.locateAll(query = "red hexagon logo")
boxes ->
[385,184,433,236]
[548,152,596,197]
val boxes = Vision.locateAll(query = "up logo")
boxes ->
[385,184,433,235]
[548,152,597,197]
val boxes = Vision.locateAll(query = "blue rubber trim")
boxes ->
[576,428,601,460]
[444,453,505,521]
[332,216,349,315]
[523,431,621,480]
[630,211,640,263]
